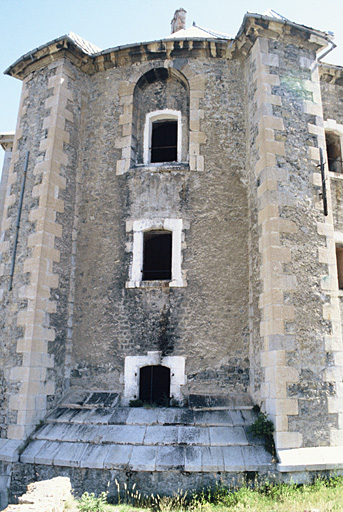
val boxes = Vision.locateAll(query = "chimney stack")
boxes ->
[171,8,187,34]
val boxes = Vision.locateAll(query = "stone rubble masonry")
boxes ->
[249,37,300,450]
[303,62,343,445]
[4,59,74,441]
[116,61,206,175]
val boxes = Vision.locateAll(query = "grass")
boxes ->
[65,476,343,512]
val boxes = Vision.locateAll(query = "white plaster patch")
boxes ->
[123,351,186,405]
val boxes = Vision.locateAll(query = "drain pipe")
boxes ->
[318,38,336,62]
[8,150,29,291]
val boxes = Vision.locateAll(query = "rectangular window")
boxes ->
[151,120,177,163]
[143,231,172,281]
[336,246,343,290]
[326,132,343,173]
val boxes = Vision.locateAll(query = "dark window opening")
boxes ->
[151,120,177,163]
[143,231,172,281]
[326,132,343,173]
[139,365,171,405]
[337,247,343,290]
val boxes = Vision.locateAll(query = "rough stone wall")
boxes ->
[321,79,343,125]
[247,34,343,450]
[0,58,88,440]
[70,55,250,397]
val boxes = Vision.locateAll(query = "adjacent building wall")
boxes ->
[247,31,343,450]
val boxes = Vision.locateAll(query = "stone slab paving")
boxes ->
[34,441,62,465]
[129,446,157,471]
[18,400,274,473]
[241,446,273,471]
[202,446,225,471]
[229,410,247,426]
[184,446,202,471]
[156,446,185,471]
[194,410,233,426]
[209,426,248,446]
[80,444,109,469]
[108,408,130,425]
[144,425,179,445]
[20,440,46,464]
[0,439,21,462]
[222,446,245,472]
[157,408,195,425]
[53,442,89,467]
[97,425,146,444]
[103,444,133,469]
[87,408,119,424]
[178,426,210,445]
[126,408,159,425]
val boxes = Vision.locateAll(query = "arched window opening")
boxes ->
[132,67,189,165]
[139,365,171,405]
[326,131,343,173]
[143,230,172,281]
[151,119,177,163]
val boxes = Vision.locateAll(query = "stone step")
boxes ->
[46,406,255,427]
[34,422,262,447]
[20,440,272,472]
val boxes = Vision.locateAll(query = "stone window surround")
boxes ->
[123,351,186,405]
[125,218,184,288]
[116,65,206,175]
[324,119,343,174]
[143,109,182,165]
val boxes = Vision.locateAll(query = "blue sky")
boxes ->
[1,0,343,172]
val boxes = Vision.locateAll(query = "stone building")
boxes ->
[1,6,343,506]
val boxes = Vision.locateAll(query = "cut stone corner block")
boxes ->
[277,445,343,472]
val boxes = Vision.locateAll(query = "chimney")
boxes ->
[171,8,187,34]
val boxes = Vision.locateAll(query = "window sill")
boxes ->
[329,171,343,180]
[130,162,189,173]
[126,279,185,289]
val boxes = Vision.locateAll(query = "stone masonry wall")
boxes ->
[0,58,87,440]
[247,34,343,450]
[70,54,250,397]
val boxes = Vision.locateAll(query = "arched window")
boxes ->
[132,67,189,166]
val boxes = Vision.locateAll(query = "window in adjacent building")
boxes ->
[139,365,171,405]
[142,230,172,281]
[151,120,177,163]
[336,246,343,290]
[326,132,343,173]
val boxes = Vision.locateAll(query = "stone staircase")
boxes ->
[19,391,274,474]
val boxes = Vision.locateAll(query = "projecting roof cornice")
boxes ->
[4,13,333,80]
[230,13,332,58]
[320,63,343,86]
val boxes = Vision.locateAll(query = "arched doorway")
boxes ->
[139,365,170,405]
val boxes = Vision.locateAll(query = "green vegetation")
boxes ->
[247,411,276,456]
[67,476,343,511]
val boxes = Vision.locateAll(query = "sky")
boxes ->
[1,0,343,172]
